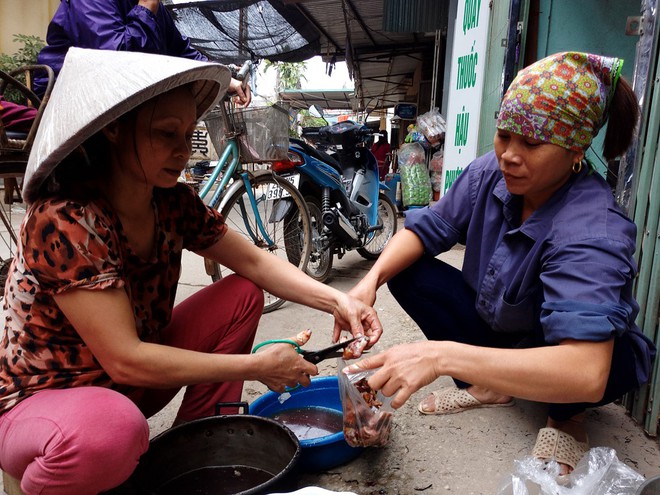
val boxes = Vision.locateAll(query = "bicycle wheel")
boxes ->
[357,192,398,260]
[212,170,312,313]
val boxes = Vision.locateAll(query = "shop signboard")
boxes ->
[190,124,218,161]
[394,103,418,120]
[441,0,491,196]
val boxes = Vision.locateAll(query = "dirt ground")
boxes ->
[2,214,659,494]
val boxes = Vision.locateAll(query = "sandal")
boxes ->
[531,427,589,472]
[417,386,515,415]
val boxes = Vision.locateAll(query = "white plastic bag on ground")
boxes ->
[268,488,357,495]
[497,447,645,495]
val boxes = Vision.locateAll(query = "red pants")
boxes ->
[0,275,263,494]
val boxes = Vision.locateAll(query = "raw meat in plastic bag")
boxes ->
[338,363,394,447]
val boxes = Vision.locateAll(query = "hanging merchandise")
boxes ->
[404,124,430,149]
[397,142,432,208]
[416,108,446,147]
[429,149,444,196]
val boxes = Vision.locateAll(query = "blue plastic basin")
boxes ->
[249,376,363,472]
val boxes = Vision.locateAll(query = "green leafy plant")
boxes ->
[298,109,326,128]
[288,108,327,138]
[0,34,46,103]
[264,60,307,92]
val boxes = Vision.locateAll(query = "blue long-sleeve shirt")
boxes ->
[405,151,655,384]
[34,0,206,96]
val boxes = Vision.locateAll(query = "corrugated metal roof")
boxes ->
[279,89,355,110]
[383,0,449,33]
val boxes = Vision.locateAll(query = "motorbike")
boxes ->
[271,107,398,282]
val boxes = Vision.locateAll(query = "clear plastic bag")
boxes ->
[429,149,444,173]
[496,447,645,495]
[429,149,444,193]
[269,488,358,495]
[416,108,446,146]
[338,362,394,447]
[398,142,432,207]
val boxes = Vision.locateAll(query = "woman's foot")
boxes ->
[418,385,514,414]
[532,414,589,476]
[546,414,588,443]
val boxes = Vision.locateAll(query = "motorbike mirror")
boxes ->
[309,104,324,118]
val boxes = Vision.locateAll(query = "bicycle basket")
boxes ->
[205,104,289,163]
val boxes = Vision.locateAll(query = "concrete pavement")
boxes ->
[1,211,658,494]
[148,220,660,494]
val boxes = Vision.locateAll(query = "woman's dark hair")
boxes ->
[33,130,113,202]
[28,106,142,203]
[602,76,639,161]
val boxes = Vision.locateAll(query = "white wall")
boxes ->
[0,0,58,54]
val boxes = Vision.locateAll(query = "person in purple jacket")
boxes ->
[33,0,250,105]
[346,52,656,478]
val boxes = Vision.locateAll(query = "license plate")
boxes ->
[266,173,300,200]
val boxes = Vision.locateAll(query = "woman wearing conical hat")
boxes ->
[0,48,383,494]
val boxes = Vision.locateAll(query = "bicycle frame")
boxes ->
[198,105,275,247]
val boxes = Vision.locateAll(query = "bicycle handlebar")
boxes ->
[223,60,253,100]
[235,60,252,83]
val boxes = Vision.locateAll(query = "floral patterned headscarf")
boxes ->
[496,52,623,152]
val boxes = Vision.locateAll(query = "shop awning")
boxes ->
[165,0,320,63]
[165,0,447,112]
[279,89,355,111]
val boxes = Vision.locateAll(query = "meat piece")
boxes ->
[342,376,392,447]
[341,335,369,360]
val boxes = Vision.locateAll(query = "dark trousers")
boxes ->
[387,256,640,421]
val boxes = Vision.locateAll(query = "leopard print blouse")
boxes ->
[0,183,226,414]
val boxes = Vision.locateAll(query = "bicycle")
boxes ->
[197,61,312,313]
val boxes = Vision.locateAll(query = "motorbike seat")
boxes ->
[290,138,343,175]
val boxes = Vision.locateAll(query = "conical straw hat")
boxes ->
[24,47,231,200]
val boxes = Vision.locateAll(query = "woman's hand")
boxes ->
[139,0,160,14]
[331,293,383,349]
[343,341,443,409]
[228,78,252,107]
[255,330,318,393]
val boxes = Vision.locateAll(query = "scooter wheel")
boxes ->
[357,192,398,260]
[304,196,333,283]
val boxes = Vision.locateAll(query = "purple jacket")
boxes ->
[405,151,655,386]
[34,0,206,96]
